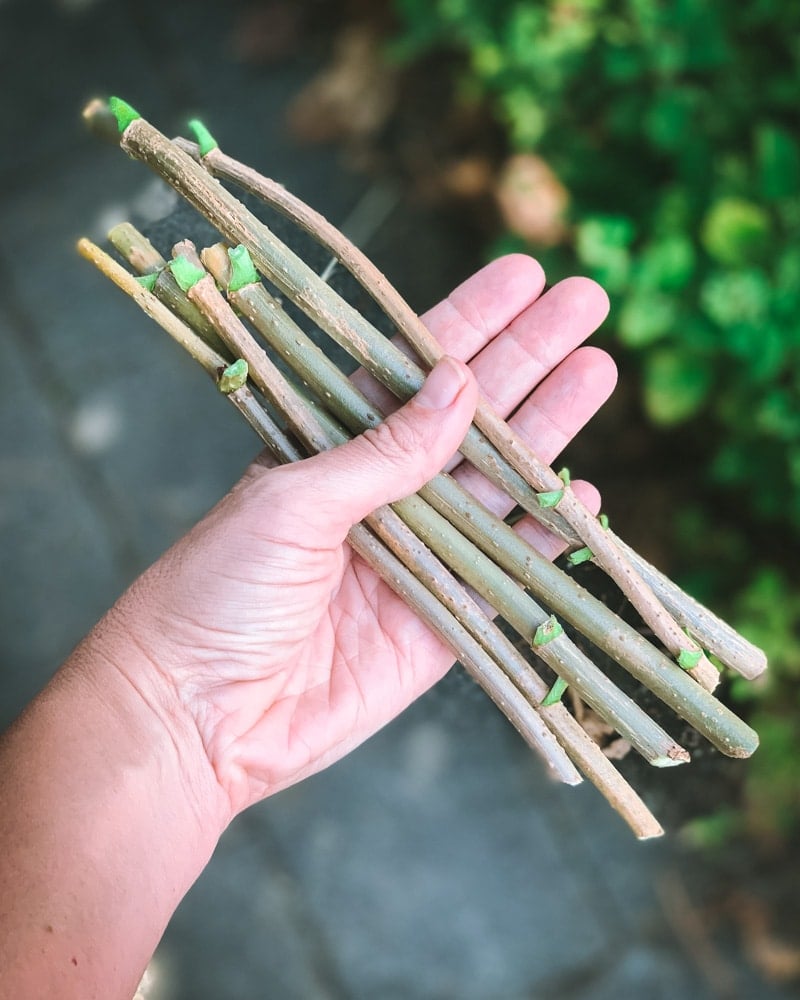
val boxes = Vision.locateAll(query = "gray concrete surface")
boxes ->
[0,2,794,998]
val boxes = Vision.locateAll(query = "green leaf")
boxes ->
[576,216,635,293]
[501,88,547,147]
[757,124,800,201]
[618,292,676,347]
[678,648,703,670]
[700,269,770,329]
[636,235,696,292]
[643,349,713,425]
[644,89,698,152]
[536,487,565,509]
[701,198,771,266]
[568,546,594,566]
[134,273,158,291]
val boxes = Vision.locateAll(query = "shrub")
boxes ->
[393,0,800,525]
[391,0,800,835]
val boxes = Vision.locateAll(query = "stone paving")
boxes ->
[0,2,795,998]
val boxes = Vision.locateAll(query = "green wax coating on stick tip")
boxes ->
[188,118,219,157]
[218,359,249,394]
[170,256,206,292]
[568,546,594,566]
[533,615,564,647]
[678,648,703,670]
[228,245,259,291]
[108,96,141,133]
[536,487,564,509]
[135,273,158,291]
[541,676,569,707]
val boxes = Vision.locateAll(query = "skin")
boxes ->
[0,255,614,999]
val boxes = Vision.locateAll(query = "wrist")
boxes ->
[0,607,230,998]
[68,598,232,844]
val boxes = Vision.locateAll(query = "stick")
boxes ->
[167,131,748,689]
[79,236,669,837]
[195,241,758,760]
[173,240,690,770]
[80,235,583,785]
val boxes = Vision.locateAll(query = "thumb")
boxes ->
[294,356,478,538]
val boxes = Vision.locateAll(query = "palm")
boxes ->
[134,256,615,812]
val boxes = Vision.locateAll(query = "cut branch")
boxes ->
[76,99,768,838]
[171,135,761,686]
[195,242,758,761]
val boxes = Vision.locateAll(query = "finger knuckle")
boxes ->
[361,415,421,464]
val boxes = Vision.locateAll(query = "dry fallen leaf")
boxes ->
[569,692,633,761]
[230,2,304,64]
[494,153,569,245]
[287,25,398,144]
[440,156,495,199]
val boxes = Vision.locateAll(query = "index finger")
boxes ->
[419,253,547,359]
[351,253,547,409]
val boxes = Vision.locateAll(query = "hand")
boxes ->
[100,255,615,821]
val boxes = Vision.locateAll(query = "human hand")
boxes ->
[98,254,615,824]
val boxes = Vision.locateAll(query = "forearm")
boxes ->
[0,615,227,1000]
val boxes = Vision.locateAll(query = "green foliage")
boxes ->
[673,522,800,837]
[393,0,800,526]
[392,0,800,838]
[727,567,800,832]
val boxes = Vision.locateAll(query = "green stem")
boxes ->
[76,238,225,377]
[107,223,229,356]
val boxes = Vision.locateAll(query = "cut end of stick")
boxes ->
[568,546,594,567]
[82,98,121,144]
[201,244,232,285]
[532,615,564,647]
[678,648,703,670]
[135,273,159,291]
[227,244,259,292]
[170,255,207,292]
[637,824,665,840]
[721,728,760,758]
[541,676,569,707]
[108,96,141,134]
[108,222,167,273]
[689,654,721,693]
[536,487,565,509]
[218,359,249,394]
[187,118,219,157]
[652,746,692,767]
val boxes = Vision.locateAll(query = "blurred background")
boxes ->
[1,1,799,997]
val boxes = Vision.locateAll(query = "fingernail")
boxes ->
[415,357,467,410]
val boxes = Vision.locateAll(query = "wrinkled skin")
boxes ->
[104,254,615,817]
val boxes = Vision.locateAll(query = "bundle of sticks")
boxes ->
[78,98,766,838]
